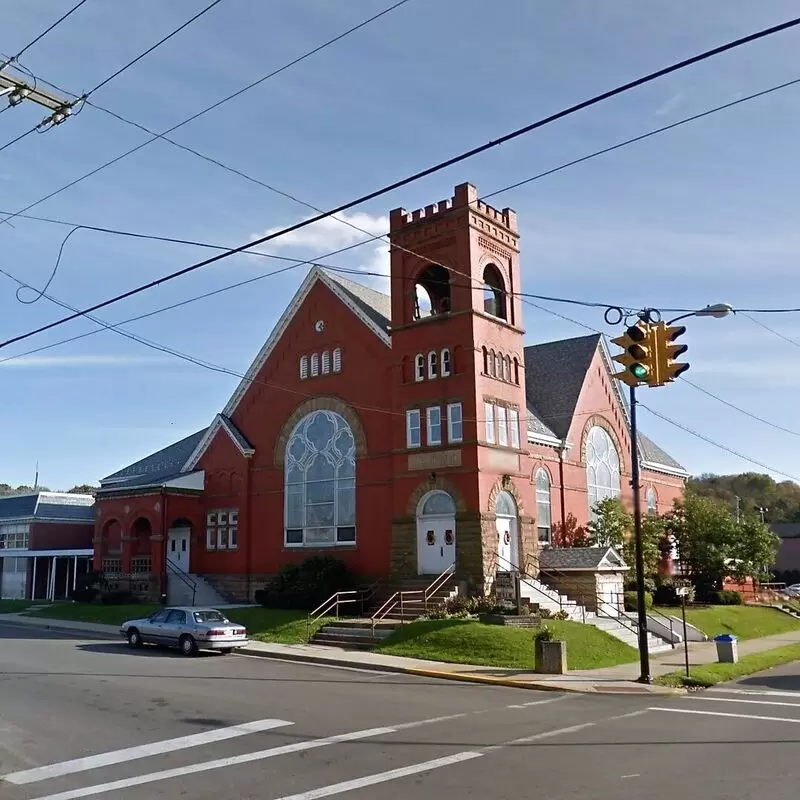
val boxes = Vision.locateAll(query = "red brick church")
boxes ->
[93,182,686,602]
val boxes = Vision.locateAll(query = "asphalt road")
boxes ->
[1,621,799,800]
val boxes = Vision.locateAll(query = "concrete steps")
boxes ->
[310,620,398,650]
[585,614,672,653]
[167,573,229,607]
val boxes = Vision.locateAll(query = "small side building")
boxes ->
[0,492,95,600]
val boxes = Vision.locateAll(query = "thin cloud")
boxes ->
[0,355,173,369]
[655,90,687,117]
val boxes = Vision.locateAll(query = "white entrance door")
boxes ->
[496,516,519,570]
[167,528,191,573]
[417,518,456,575]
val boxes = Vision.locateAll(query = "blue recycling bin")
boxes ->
[714,633,738,664]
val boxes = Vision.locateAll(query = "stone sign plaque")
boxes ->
[494,571,516,603]
[408,449,462,471]
[486,449,519,473]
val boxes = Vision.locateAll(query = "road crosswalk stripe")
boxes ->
[684,696,800,709]
[649,706,800,723]
[271,752,483,800]
[2,717,293,786]
[708,687,800,698]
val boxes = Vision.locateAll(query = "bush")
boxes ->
[654,583,695,606]
[100,590,134,605]
[69,587,98,603]
[256,557,356,611]
[624,590,653,612]
[713,590,744,606]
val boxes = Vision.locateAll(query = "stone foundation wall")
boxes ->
[390,516,416,578]
[201,573,273,603]
[540,571,599,611]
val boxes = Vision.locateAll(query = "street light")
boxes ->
[628,300,732,684]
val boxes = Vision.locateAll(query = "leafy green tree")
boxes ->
[689,471,800,524]
[622,514,665,578]
[587,497,631,549]
[550,513,590,547]
[68,484,98,496]
[729,515,780,583]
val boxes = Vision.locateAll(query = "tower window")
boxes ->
[503,355,511,383]
[483,264,508,320]
[414,354,425,382]
[489,350,497,377]
[333,347,342,373]
[428,350,438,379]
[513,357,520,385]
[413,264,451,320]
[310,353,320,377]
[321,350,331,374]
[482,347,489,374]
[494,352,502,378]
[441,348,451,377]
[299,356,309,380]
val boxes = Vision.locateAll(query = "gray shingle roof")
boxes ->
[35,502,95,522]
[322,270,391,333]
[638,432,684,471]
[523,334,601,440]
[99,429,208,491]
[539,546,627,571]
[219,415,253,454]
[0,492,95,522]
[0,494,38,520]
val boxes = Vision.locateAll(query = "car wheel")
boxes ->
[179,635,198,657]
[220,648,233,655]
[127,629,142,648]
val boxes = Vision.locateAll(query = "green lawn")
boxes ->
[656,643,800,688]
[376,618,638,671]
[0,600,34,614]
[29,602,317,644]
[655,605,800,641]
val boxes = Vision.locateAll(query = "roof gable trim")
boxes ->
[221,267,390,418]
[183,415,254,472]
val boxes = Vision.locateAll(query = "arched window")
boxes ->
[332,348,342,373]
[284,410,356,547]
[495,491,516,517]
[494,351,502,378]
[414,264,451,319]
[414,354,425,382]
[489,350,497,377]
[535,470,552,544]
[513,357,520,385]
[585,426,621,517]
[482,346,489,374]
[321,351,331,375]
[482,264,507,320]
[646,487,657,517]
[299,356,309,380]
[441,348,452,377]
[428,350,438,379]
[419,490,456,517]
[503,355,512,383]
[310,353,320,377]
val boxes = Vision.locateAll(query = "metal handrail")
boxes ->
[370,564,455,635]
[306,584,378,641]
[604,589,678,645]
[166,558,197,606]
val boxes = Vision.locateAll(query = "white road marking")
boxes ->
[621,774,641,779]
[272,752,483,800]
[685,696,800,709]
[649,707,800,724]
[2,717,293,786]
[486,720,596,751]
[27,726,398,800]
[506,697,568,709]
[708,687,800,699]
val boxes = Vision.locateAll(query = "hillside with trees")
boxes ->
[689,472,800,523]
[0,483,98,496]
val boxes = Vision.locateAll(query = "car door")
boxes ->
[163,609,187,647]
[138,609,170,643]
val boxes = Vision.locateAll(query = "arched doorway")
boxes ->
[416,490,456,575]
[167,518,192,575]
[495,491,519,569]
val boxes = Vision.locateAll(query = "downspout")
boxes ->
[160,485,167,600]
[245,457,253,603]
[558,443,567,533]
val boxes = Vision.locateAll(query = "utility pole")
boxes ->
[0,67,77,126]
[629,384,651,684]
[756,506,768,524]
[735,496,741,523]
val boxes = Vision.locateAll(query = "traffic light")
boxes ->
[653,322,689,383]
[611,322,656,387]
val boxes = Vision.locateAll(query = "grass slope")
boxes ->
[657,605,800,640]
[0,600,34,614]
[656,643,800,688]
[30,603,316,643]
[376,618,638,670]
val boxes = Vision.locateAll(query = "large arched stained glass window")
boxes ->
[586,426,621,517]
[284,410,356,547]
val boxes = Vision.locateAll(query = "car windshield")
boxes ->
[193,611,228,624]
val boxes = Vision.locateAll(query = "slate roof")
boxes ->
[539,546,628,571]
[322,270,392,334]
[523,335,601,440]
[99,429,208,492]
[0,492,95,523]
[637,432,684,471]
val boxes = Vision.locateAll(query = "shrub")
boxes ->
[69,587,98,603]
[623,590,653,612]
[100,590,134,605]
[653,583,695,606]
[256,557,356,611]
[551,610,570,621]
[712,590,744,606]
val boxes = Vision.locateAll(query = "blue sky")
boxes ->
[1,0,799,489]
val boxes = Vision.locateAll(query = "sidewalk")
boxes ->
[0,612,677,695]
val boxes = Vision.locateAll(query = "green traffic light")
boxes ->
[631,363,649,379]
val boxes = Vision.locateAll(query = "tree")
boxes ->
[68,484,98,496]
[622,514,665,579]
[551,513,590,547]
[689,471,800,524]
[587,497,631,549]
[729,515,780,583]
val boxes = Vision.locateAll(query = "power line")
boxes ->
[1,0,90,68]
[742,311,800,348]
[639,404,800,483]
[0,123,40,155]
[3,16,800,350]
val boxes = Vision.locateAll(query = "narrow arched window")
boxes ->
[586,426,621,518]
[535,470,552,544]
[441,348,451,377]
[321,351,331,375]
[428,350,438,379]
[332,348,342,373]
[310,353,319,377]
[414,354,425,382]
[483,347,489,375]
[299,356,309,380]
[483,264,508,320]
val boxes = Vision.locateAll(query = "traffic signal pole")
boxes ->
[628,384,651,684]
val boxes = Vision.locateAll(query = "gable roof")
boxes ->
[523,334,601,440]
[0,491,95,523]
[183,414,254,472]
[98,429,207,492]
[538,546,628,571]
[222,266,391,418]
[638,431,685,473]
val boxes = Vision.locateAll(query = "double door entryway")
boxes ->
[415,490,520,575]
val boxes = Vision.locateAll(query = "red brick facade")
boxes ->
[94,183,685,600]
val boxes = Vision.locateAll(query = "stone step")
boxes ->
[311,634,379,650]
[317,625,394,641]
